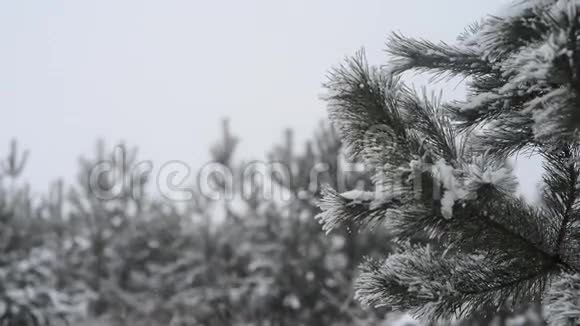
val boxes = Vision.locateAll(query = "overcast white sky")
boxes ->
[0,0,542,199]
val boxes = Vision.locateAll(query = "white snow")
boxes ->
[341,189,375,202]
[385,313,421,326]
[461,92,501,112]
[432,159,469,219]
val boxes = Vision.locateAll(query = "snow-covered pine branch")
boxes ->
[317,0,580,323]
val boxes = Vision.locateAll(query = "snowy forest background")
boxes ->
[0,124,398,326]
[6,0,580,325]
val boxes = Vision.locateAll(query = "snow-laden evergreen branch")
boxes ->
[324,50,416,166]
[355,246,553,320]
[386,33,493,78]
[317,187,400,233]
[390,0,580,147]
[540,146,580,267]
[318,0,580,323]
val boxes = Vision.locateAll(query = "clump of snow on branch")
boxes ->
[398,155,517,219]
[340,189,376,203]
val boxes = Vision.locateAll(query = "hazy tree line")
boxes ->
[0,121,395,326]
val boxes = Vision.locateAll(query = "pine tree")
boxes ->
[316,0,580,324]
[0,141,89,326]
[68,140,149,319]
